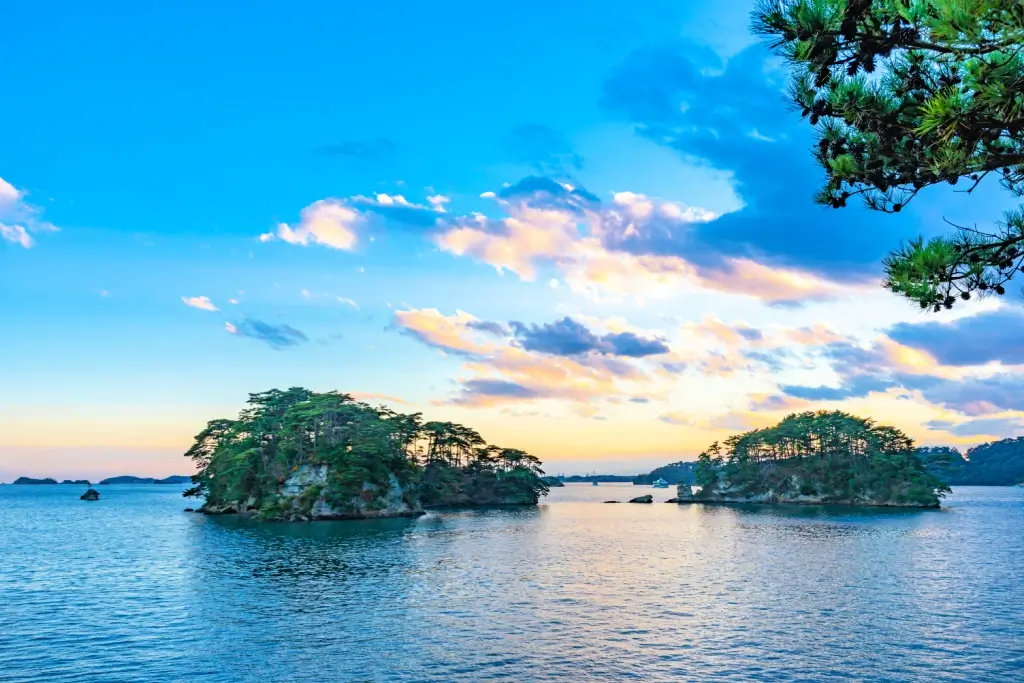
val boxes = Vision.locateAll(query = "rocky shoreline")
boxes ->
[669,483,940,508]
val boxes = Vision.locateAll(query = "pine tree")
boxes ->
[753,0,1024,310]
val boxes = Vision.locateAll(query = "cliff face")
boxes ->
[200,462,546,520]
[677,471,942,508]
[202,464,421,521]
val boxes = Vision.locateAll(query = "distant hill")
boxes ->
[559,474,635,483]
[919,438,1024,486]
[60,480,91,485]
[633,461,697,485]
[12,477,58,485]
[98,475,192,485]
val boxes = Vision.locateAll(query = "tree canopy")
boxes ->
[184,388,547,517]
[695,410,950,504]
[920,437,1024,484]
[753,0,1024,310]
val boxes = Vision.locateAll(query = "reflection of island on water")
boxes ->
[190,505,544,584]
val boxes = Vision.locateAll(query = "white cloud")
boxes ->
[336,297,360,310]
[181,296,219,312]
[427,194,451,212]
[0,224,33,248]
[0,176,58,249]
[0,177,22,208]
[265,199,363,250]
[224,321,238,334]
[432,189,844,305]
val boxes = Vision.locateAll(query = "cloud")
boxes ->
[0,224,32,248]
[226,318,308,350]
[263,192,450,249]
[599,40,928,279]
[888,309,1024,366]
[263,199,363,250]
[506,124,584,176]
[452,379,544,404]
[314,138,396,161]
[396,308,667,407]
[925,417,1024,438]
[510,316,669,358]
[336,297,360,310]
[658,410,768,432]
[511,317,603,356]
[0,177,20,208]
[602,331,670,357]
[350,391,409,405]
[466,320,510,336]
[0,176,59,249]
[706,412,762,432]
[181,296,218,312]
[432,176,847,305]
[393,308,493,356]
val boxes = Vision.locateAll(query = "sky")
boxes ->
[3,0,1023,480]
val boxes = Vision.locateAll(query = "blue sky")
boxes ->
[3,0,1023,480]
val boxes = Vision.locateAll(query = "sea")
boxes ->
[1,483,1022,682]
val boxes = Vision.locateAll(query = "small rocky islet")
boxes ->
[185,388,550,521]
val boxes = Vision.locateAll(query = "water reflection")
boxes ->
[1,485,1021,682]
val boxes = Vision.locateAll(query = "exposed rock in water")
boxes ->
[603,500,621,504]
[80,488,100,501]
[628,495,653,504]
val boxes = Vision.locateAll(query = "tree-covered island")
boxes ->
[683,411,950,507]
[184,388,549,520]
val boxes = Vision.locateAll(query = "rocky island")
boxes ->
[676,411,950,508]
[184,388,549,521]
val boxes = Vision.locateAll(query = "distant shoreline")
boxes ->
[6,475,191,486]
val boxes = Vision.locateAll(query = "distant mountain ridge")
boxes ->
[9,475,191,485]
[99,475,192,485]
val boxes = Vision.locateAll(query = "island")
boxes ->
[677,411,949,508]
[918,438,1024,486]
[633,461,696,485]
[99,475,192,485]
[184,388,549,521]
[61,479,91,485]
[12,477,58,485]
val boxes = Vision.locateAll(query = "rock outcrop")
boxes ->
[678,475,941,508]
[628,495,653,504]
[200,464,421,521]
[80,488,100,501]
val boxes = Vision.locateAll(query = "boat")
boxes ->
[652,478,669,488]
[593,481,598,486]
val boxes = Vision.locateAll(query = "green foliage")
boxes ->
[694,442,725,489]
[696,410,950,504]
[922,437,1024,484]
[184,387,548,518]
[753,0,1024,309]
[633,461,698,485]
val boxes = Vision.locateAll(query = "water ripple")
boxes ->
[0,484,1022,682]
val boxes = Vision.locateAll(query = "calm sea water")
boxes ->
[1,483,1022,682]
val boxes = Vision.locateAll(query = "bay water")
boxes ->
[1,483,1021,682]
